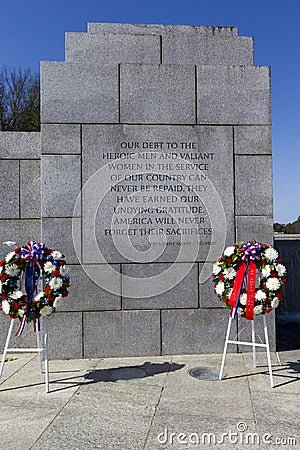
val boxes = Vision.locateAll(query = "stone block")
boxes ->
[41,62,119,124]
[59,264,121,311]
[0,160,19,219]
[0,313,82,359]
[41,155,81,217]
[163,36,253,65]
[0,314,37,349]
[0,219,41,259]
[42,218,80,264]
[161,308,235,354]
[197,66,271,125]
[81,124,234,264]
[235,215,274,245]
[83,310,161,357]
[66,33,160,64]
[120,64,195,124]
[20,160,41,218]
[47,312,83,358]
[235,155,273,216]
[234,126,272,154]
[0,132,40,159]
[122,263,198,309]
[41,124,81,154]
[199,263,221,308]
[88,22,238,36]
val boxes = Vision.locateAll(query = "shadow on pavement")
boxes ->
[85,361,185,382]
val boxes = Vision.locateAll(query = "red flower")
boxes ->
[53,269,60,277]
[45,249,53,255]
[266,307,272,313]
[277,258,282,263]
[60,260,66,266]
[48,294,55,301]
[226,258,232,264]
[15,259,24,266]
[12,301,20,311]
[277,292,283,299]
[62,289,69,298]
[45,285,51,293]
[0,260,5,266]
[219,274,225,281]
[271,271,277,278]
[14,247,21,254]
[1,293,7,300]
[282,277,288,284]
[9,314,17,319]
[65,278,70,286]
[262,258,267,265]
[0,274,9,282]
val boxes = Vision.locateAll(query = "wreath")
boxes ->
[0,241,70,331]
[212,241,287,319]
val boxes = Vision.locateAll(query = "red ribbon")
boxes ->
[245,261,256,320]
[229,260,256,320]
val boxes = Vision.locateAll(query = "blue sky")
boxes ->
[0,0,299,224]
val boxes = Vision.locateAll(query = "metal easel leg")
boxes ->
[263,315,274,388]
[219,309,235,380]
[43,318,49,393]
[0,319,15,379]
[251,319,257,368]
[36,320,43,374]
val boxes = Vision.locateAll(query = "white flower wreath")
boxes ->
[0,241,70,324]
[212,241,287,318]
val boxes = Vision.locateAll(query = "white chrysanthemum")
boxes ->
[212,264,221,275]
[266,277,281,291]
[2,300,10,314]
[5,251,16,262]
[261,265,271,278]
[239,293,247,305]
[18,309,24,317]
[276,264,286,277]
[215,281,225,295]
[53,296,62,309]
[237,307,243,315]
[10,290,23,300]
[52,251,62,260]
[224,246,235,257]
[5,264,19,276]
[255,290,267,301]
[40,305,53,317]
[224,267,237,280]
[60,265,68,277]
[49,277,63,290]
[264,248,278,261]
[271,297,280,309]
[35,292,44,302]
[44,262,55,273]
[254,305,264,315]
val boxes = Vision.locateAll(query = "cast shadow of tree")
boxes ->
[84,361,185,383]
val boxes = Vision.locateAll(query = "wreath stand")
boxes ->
[0,318,49,393]
[219,308,274,388]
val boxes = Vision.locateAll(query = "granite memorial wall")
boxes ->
[0,23,274,357]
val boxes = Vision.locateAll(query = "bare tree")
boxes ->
[0,66,40,131]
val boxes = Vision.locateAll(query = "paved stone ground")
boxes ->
[0,350,299,450]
